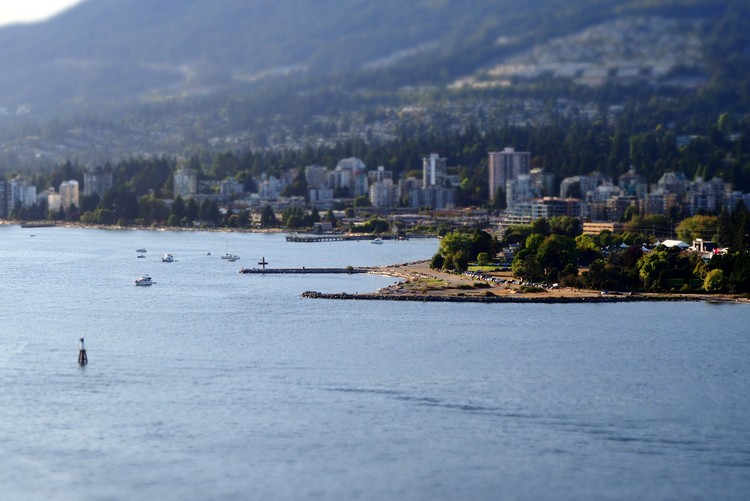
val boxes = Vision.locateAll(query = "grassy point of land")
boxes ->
[373,261,750,303]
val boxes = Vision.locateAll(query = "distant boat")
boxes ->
[137,254,146,258]
[371,237,384,245]
[207,251,212,256]
[136,248,147,253]
[162,253,174,262]
[222,238,239,261]
[135,275,155,286]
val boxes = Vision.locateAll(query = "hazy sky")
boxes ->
[0,0,83,27]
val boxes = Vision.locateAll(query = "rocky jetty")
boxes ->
[301,291,698,303]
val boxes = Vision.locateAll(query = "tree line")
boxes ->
[433,206,750,294]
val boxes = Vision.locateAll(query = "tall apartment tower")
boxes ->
[334,157,368,197]
[422,153,447,188]
[488,148,530,201]
[173,167,197,198]
[0,180,7,218]
[8,177,36,212]
[59,180,80,209]
[84,167,113,197]
[304,164,328,188]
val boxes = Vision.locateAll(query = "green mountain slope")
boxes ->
[0,0,747,168]
[0,0,733,111]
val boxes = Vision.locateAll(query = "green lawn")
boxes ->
[467,265,505,272]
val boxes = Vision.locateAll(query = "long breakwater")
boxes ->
[301,291,701,303]
[239,267,370,274]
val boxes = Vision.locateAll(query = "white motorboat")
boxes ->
[135,275,155,286]
[371,237,383,244]
[162,253,174,262]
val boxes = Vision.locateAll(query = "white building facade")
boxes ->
[60,180,80,209]
[488,148,530,201]
[8,177,37,213]
[174,167,198,198]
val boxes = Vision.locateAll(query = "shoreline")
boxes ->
[2,219,288,234]
[343,260,750,304]
[301,290,703,303]
[6,221,747,304]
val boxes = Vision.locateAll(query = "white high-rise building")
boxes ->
[506,175,536,207]
[60,180,79,209]
[368,167,397,208]
[83,167,113,197]
[422,153,447,188]
[258,175,285,200]
[488,148,530,201]
[8,177,36,212]
[305,165,328,188]
[47,189,62,213]
[334,157,368,197]
[174,167,197,198]
[0,180,8,218]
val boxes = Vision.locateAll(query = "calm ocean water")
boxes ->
[1,225,749,500]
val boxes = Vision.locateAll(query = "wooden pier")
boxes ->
[285,233,404,243]
[285,234,347,242]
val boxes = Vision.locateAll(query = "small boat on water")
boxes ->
[371,237,384,245]
[135,275,155,286]
[221,238,239,260]
[137,254,146,258]
[162,253,174,262]
[136,248,147,253]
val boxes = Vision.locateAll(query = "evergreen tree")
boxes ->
[260,205,278,228]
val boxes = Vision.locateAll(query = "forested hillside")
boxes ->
[0,0,749,193]
[0,0,630,111]
[0,0,741,112]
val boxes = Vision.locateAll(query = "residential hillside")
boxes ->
[0,0,747,168]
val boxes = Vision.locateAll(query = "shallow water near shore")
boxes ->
[1,225,749,500]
